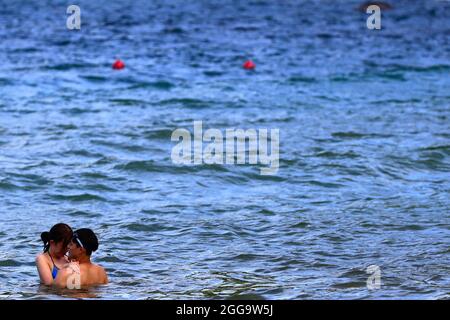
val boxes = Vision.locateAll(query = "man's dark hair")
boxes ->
[73,228,99,256]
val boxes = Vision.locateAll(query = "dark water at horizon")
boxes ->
[0,0,449,299]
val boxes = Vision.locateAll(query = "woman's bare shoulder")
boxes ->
[35,252,48,263]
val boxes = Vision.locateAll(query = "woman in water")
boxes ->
[35,223,73,285]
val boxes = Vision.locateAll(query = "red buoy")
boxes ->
[243,60,255,70]
[112,59,125,70]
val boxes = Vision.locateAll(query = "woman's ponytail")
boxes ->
[40,224,73,253]
[41,231,50,252]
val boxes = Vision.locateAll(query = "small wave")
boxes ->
[418,145,450,155]
[50,193,106,202]
[377,166,404,180]
[226,293,267,300]
[90,139,147,153]
[56,124,78,130]
[21,160,58,170]
[92,157,118,166]
[232,253,265,261]
[388,64,450,73]
[65,149,104,158]
[0,78,14,86]
[81,75,108,83]
[243,171,285,182]
[331,132,393,140]
[314,150,360,159]
[393,225,427,231]
[288,76,317,83]
[122,222,176,232]
[115,160,230,174]
[215,173,250,185]
[143,128,174,140]
[10,47,39,53]
[203,71,225,77]
[0,259,21,267]
[67,210,102,218]
[9,173,52,187]
[233,26,261,32]
[159,98,210,108]
[115,160,184,173]
[128,80,175,90]
[62,107,101,115]
[41,63,96,71]
[258,209,275,216]
[161,27,185,34]
[305,180,345,188]
[290,222,309,229]
[316,33,333,39]
[109,98,147,106]
[369,98,422,105]
[332,132,367,139]
[376,72,406,81]
[0,180,19,191]
[331,281,366,289]
[97,256,124,263]
[365,61,450,74]
[84,183,117,192]
[80,172,109,179]
[385,153,449,172]
[329,75,357,83]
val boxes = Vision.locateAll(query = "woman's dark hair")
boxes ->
[41,223,73,252]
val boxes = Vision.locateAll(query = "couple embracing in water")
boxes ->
[35,223,108,288]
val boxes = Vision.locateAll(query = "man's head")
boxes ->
[68,228,99,260]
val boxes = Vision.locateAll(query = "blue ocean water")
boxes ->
[0,0,449,299]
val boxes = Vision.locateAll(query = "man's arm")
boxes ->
[53,267,70,288]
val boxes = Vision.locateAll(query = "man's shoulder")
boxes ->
[92,263,106,274]
[91,263,108,283]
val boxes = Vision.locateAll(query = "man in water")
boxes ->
[54,228,108,288]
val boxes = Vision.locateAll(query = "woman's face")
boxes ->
[50,240,68,257]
